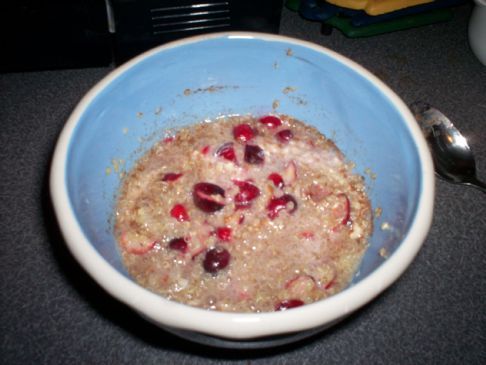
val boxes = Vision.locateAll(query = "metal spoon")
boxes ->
[410,101,486,193]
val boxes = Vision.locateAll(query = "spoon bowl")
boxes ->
[410,101,486,193]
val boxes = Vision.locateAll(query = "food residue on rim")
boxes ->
[374,207,382,218]
[380,222,391,231]
[364,167,377,180]
[112,159,123,173]
[106,159,126,177]
[283,86,296,94]
[379,247,388,258]
[183,85,238,96]
[287,95,307,106]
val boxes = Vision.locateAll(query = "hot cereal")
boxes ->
[114,114,373,312]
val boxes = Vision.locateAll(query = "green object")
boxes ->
[326,8,454,37]
[285,0,301,12]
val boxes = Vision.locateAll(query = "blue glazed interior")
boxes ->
[66,35,422,283]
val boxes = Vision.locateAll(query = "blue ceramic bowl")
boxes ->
[50,32,434,348]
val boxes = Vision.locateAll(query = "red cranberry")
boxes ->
[216,227,232,242]
[233,180,260,209]
[275,299,304,311]
[333,193,351,225]
[324,279,335,290]
[276,129,293,143]
[299,231,315,239]
[215,142,237,163]
[268,173,284,188]
[170,204,190,222]
[162,172,183,182]
[201,145,210,155]
[259,115,282,129]
[193,182,226,213]
[267,194,298,219]
[238,214,245,224]
[203,247,231,273]
[168,237,188,253]
[244,144,265,164]
[233,123,255,143]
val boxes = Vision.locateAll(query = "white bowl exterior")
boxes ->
[50,32,434,339]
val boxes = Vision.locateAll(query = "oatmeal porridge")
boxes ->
[114,114,373,312]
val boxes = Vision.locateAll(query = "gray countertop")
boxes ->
[1,4,485,364]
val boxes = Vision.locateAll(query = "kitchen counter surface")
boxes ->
[1,4,485,364]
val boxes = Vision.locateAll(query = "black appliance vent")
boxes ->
[150,2,231,35]
[112,0,283,64]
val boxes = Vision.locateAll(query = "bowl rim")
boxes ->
[50,31,435,339]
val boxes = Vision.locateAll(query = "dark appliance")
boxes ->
[0,0,283,72]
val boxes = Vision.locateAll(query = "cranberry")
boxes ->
[307,183,331,203]
[259,115,282,129]
[238,214,245,224]
[170,204,190,222]
[216,227,232,242]
[285,275,317,297]
[275,299,304,311]
[120,232,156,255]
[233,180,260,209]
[190,245,207,260]
[163,136,174,143]
[332,193,351,225]
[162,172,183,182]
[203,247,231,273]
[324,279,335,290]
[168,237,188,253]
[193,182,226,213]
[267,194,298,219]
[127,241,156,255]
[299,231,315,239]
[282,160,297,186]
[215,142,237,163]
[276,129,293,143]
[201,145,211,155]
[244,144,265,164]
[268,173,284,188]
[233,123,255,143]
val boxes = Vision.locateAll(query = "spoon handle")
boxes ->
[466,177,486,194]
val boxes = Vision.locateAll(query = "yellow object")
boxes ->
[326,0,369,10]
[326,0,435,15]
